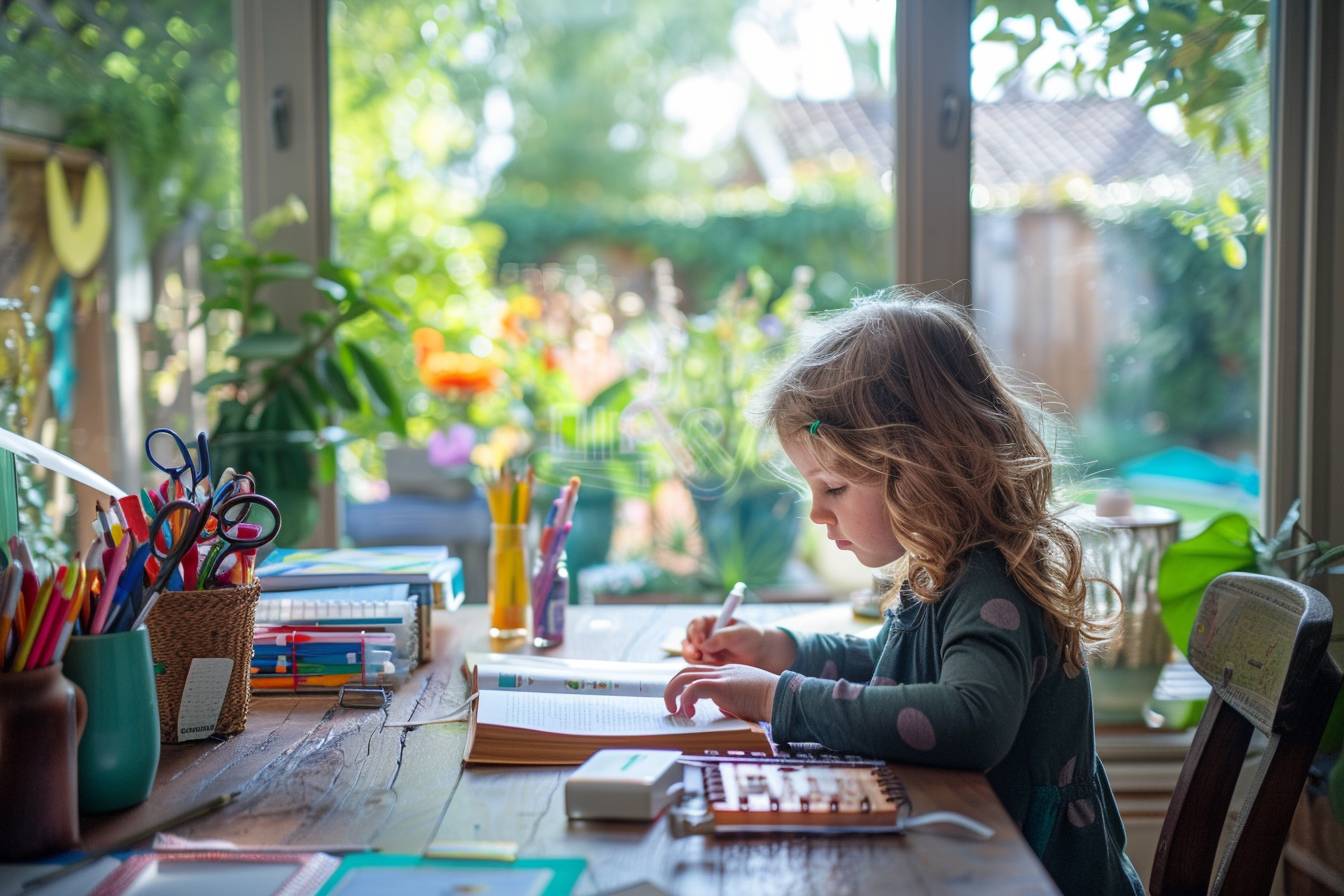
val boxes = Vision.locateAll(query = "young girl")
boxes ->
[663,294,1144,896]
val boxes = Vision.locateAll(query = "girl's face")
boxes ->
[782,435,906,568]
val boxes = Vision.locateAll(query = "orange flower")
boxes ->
[412,327,445,366]
[419,350,499,396]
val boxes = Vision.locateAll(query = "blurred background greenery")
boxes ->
[2,0,1269,582]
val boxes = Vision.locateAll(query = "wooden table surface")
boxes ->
[80,604,1058,895]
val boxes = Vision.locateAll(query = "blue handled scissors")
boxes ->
[197,493,282,587]
[145,428,211,497]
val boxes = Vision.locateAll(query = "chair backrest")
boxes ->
[1151,573,1342,896]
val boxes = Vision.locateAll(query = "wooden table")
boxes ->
[81,605,1059,895]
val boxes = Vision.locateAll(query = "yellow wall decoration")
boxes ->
[44,156,110,278]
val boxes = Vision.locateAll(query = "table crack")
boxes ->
[519,769,564,851]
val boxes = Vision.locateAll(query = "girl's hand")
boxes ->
[663,664,780,723]
[681,617,797,673]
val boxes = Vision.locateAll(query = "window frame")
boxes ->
[234,0,339,546]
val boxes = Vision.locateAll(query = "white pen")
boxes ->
[708,581,747,637]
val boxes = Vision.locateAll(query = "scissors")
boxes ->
[145,428,211,498]
[196,493,281,587]
[144,497,212,596]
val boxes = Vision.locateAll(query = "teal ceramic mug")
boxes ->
[62,627,161,813]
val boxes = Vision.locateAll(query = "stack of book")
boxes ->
[257,546,463,667]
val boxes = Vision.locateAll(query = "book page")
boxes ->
[477,689,754,736]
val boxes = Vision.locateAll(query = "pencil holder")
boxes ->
[144,583,260,743]
[531,549,567,649]
[0,663,86,859]
[63,627,161,812]
[489,523,530,640]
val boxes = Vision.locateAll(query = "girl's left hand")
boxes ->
[663,664,780,723]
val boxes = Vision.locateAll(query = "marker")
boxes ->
[708,581,747,638]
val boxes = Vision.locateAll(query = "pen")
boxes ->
[708,581,747,637]
[20,790,243,892]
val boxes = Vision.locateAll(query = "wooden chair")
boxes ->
[1151,572,1342,896]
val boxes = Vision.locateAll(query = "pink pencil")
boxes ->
[27,579,68,670]
[558,476,581,531]
[49,578,87,665]
[91,537,130,635]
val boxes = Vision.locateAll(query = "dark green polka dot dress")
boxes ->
[770,547,1145,896]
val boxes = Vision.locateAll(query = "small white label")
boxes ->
[176,657,234,742]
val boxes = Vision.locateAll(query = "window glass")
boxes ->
[329,1,896,594]
[970,2,1269,526]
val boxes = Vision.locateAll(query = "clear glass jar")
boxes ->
[532,550,567,648]
[489,523,530,640]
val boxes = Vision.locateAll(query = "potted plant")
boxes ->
[193,199,406,545]
[637,265,813,590]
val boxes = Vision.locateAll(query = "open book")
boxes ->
[463,654,775,765]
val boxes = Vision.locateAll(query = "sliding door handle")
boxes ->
[939,89,965,148]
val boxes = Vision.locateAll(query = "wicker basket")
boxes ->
[144,583,260,743]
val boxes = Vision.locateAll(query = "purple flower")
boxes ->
[428,423,476,467]
[758,314,784,340]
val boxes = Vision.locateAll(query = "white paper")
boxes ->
[477,688,752,736]
[1189,578,1301,731]
[176,658,234,742]
[0,427,126,497]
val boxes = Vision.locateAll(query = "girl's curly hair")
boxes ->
[757,291,1116,675]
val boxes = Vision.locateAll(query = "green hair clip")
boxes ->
[807,419,822,435]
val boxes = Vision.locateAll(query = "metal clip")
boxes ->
[338,684,391,709]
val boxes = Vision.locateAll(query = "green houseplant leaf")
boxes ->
[226,331,305,361]
[192,370,246,394]
[344,340,406,438]
[1156,512,1256,655]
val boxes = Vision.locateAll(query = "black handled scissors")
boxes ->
[197,494,282,587]
[143,496,213,596]
[145,428,211,497]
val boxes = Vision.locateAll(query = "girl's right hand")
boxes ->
[681,616,796,673]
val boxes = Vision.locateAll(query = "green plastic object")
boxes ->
[1321,689,1344,756]
[1157,513,1256,656]
[1329,758,1344,826]
[0,447,17,548]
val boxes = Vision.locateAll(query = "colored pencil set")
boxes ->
[0,509,156,671]
[1,536,96,672]
[483,461,534,637]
